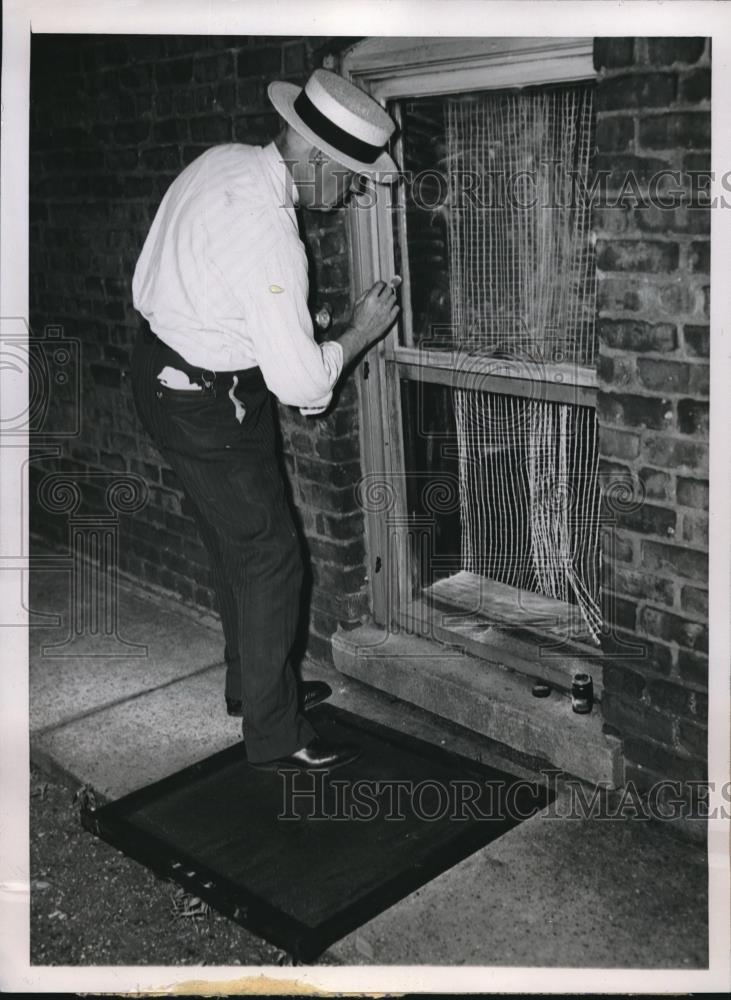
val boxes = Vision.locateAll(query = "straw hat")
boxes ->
[268,68,398,182]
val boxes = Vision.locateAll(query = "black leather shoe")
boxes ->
[249,737,361,772]
[226,680,332,718]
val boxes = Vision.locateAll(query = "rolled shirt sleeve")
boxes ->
[245,245,344,415]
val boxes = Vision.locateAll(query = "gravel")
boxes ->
[30,763,336,967]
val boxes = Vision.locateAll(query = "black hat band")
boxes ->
[293,90,382,165]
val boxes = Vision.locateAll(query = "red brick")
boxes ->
[639,113,711,150]
[638,606,707,652]
[314,433,362,463]
[598,459,632,486]
[641,434,707,469]
[597,73,677,112]
[642,540,707,582]
[603,629,674,677]
[644,37,706,66]
[681,511,708,547]
[152,118,190,142]
[680,586,708,620]
[678,647,709,686]
[603,593,639,631]
[688,240,710,273]
[155,57,194,87]
[305,630,334,666]
[596,239,679,273]
[680,207,711,234]
[296,456,362,489]
[678,68,711,103]
[310,583,369,622]
[597,278,641,312]
[603,660,647,698]
[596,115,635,151]
[112,120,150,145]
[599,426,641,460]
[190,116,232,143]
[282,41,307,75]
[593,153,674,192]
[676,719,707,758]
[638,466,672,502]
[596,353,635,386]
[683,325,709,357]
[294,478,357,516]
[601,531,635,563]
[237,46,282,77]
[677,398,709,436]
[602,691,675,744]
[598,319,677,352]
[634,203,710,235]
[615,502,676,538]
[612,565,675,606]
[687,364,709,398]
[311,559,366,594]
[623,736,705,783]
[636,358,691,394]
[647,677,695,717]
[140,146,181,171]
[315,510,366,541]
[309,534,366,569]
[596,391,671,431]
[192,52,233,83]
[593,38,635,70]
[593,206,633,236]
[286,429,314,456]
[691,689,708,722]
[677,477,708,511]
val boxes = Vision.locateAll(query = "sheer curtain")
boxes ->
[446,85,602,641]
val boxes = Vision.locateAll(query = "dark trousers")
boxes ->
[130,326,316,762]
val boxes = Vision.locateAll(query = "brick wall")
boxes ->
[29,33,713,784]
[593,37,710,786]
[29,33,368,665]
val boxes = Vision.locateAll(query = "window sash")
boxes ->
[391,346,597,407]
[343,37,598,636]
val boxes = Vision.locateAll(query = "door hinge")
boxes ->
[374,555,382,573]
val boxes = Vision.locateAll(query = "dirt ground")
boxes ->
[29,763,336,967]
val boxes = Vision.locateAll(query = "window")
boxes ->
[344,38,600,654]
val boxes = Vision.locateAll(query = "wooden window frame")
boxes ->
[342,37,598,645]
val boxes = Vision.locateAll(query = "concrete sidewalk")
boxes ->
[28,562,708,968]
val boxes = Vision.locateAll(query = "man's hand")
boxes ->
[350,281,400,344]
[337,280,400,370]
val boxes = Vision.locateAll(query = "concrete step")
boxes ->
[404,598,605,700]
[332,623,624,788]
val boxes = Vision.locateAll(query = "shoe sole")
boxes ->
[248,749,361,773]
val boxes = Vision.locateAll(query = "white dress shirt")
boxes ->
[132,141,344,415]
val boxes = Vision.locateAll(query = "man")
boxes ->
[130,68,399,772]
